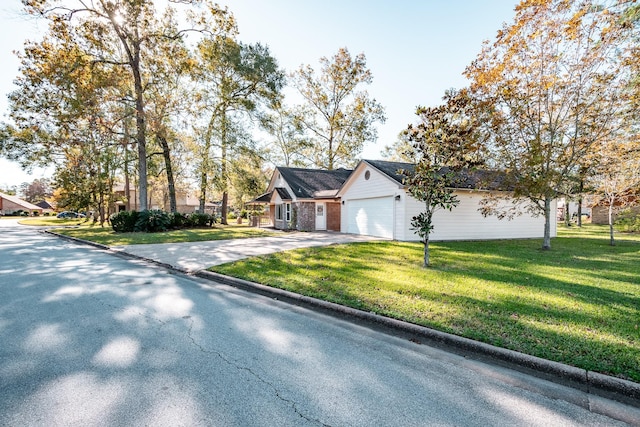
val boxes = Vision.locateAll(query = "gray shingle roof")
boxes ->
[277,167,352,199]
[364,160,512,191]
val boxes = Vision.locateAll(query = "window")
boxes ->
[276,203,291,221]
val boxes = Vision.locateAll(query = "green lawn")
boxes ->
[212,225,640,383]
[22,218,276,245]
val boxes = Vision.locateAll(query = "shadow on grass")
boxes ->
[213,235,640,382]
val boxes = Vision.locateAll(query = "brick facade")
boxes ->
[326,202,341,231]
[296,202,316,231]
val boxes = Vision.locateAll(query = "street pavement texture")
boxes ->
[111,231,381,272]
[0,221,634,426]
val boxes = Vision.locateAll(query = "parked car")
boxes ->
[56,211,85,218]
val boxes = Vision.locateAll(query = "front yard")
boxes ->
[212,225,640,383]
[19,217,275,245]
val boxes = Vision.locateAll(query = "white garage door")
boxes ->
[347,197,394,238]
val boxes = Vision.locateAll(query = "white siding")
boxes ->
[339,165,403,236]
[339,163,558,242]
[401,191,557,241]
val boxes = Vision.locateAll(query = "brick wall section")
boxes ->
[296,202,316,231]
[592,205,640,225]
[591,206,609,225]
[327,202,341,231]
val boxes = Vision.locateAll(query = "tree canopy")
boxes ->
[291,48,386,170]
[464,0,637,249]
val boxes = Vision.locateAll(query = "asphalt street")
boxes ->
[0,221,633,426]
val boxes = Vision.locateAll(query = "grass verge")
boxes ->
[212,224,640,383]
[20,218,276,245]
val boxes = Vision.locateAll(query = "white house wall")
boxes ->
[401,191,557,241]
[339,164,404,239]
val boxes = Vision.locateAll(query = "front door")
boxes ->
[315,202,326,231]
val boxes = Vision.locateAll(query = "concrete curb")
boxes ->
[195,271,640,409]
[46,230,640,424]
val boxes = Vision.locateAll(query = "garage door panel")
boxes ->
[347,197,393,239]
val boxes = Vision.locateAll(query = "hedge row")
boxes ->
[109,210,216,233]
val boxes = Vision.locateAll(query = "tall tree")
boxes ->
[5,15,120,224]
[591,136,640,246]
[291,47,386,170]
[21,0,226,211]
[402,89,484,267]
[260,101,310,167]
[20,178,51,203]
[465,0,634,250]
[192,36,283,223]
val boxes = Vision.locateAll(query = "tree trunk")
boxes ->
[199,170,207,214]
[577,199,583,227]
[131,47,148,211]
[221,191,228,225]
[423,236,430,267]
[564,200,570,227]
[542,196,552,250]
[157,134,177,213]
[608,202,615,246]
[220,114,229,225]
[124,147,131,211]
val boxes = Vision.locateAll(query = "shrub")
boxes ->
[615,208,640,233]
[170,212,192,229]
[189,212,216,227]
[110,210,139,233]
[134,209,172,233]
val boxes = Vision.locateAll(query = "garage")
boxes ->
[347,196,394,238]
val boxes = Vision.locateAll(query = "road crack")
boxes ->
[183,318,331,426]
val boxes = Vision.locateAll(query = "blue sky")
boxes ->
[0,0,520,188]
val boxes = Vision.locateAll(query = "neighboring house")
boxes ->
[0,191,44,216]
[35,200,55,215]
[336,160,557,241]
[248,167,353,231]
[590,190,639,225]
[161,192,219,215]
[112,184,218,215]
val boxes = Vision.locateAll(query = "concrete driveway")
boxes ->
[111,231,381,272]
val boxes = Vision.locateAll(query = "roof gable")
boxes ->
[0,191,43,210]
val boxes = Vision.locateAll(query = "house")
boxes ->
[35,200,55,215]
[590,190,639,225]
[248,167,352,231]
[112,183,218,215]
[336,160,557,241]
[0,191,44,216]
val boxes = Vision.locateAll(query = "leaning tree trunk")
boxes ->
[157,134,177,213]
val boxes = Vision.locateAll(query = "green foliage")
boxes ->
[189,212,216,227]
[615,208,640,232]
[169,212,190,229]
[402,89,483,266]
[109,210,139,233]
[291,47,386,170]
[134,209,172,233]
